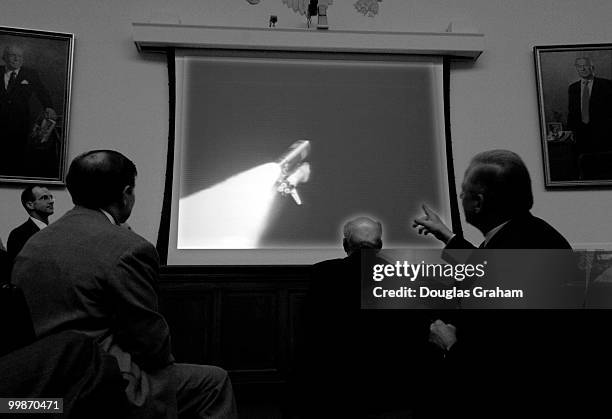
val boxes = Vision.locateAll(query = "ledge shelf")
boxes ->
[133,22,484,60]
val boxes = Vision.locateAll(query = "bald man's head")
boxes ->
[342,216,383,254]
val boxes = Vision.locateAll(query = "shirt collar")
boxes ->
[29,216,48,230]
[482,220,510,247]
[99,209,118,225]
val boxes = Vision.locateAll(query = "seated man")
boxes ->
[0,330,126,419]
[413,149,570,250]
[294,216,437,418]
[412,149,579,418]
[13,150,237,419]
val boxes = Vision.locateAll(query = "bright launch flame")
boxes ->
[178,163,281,249]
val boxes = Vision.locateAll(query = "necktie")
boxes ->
[581,80,590,124]
[7,71,16,91]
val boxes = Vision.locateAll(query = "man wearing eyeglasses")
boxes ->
[7,185,55,264]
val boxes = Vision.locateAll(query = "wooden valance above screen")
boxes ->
[132,22,484,60]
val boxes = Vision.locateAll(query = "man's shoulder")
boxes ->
[530,215,570,245]
[9,219,35,235]
[311,257,348,278]
[595,77,612,85]
[43,208,154,254]
[594,77,612,92]
[312,257,345,270]
[523,213,564,232]
[500,213,571,249]
[17,67,41,78]
[8,219,37,241]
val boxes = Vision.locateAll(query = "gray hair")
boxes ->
[466,149,533,217]
[343,216,383,252]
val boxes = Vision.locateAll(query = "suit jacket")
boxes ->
[12,206,175,417]
[0,66,53,176]
[7,218,40,263]
[446,211,571,250]
[567,76,612,152]
[442,212,576,417]
[0,330,125,419]
[0,66,53,121]
[0,249,8,284]
[295,252,438,416]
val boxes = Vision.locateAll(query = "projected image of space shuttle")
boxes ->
[275,140,311,205]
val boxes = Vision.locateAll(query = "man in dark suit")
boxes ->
[412,150,588,417]
[0,44,56,177]
[413,149,570,250]
[567,57,612,155]
[7,185,55,264]
[13,150,237,418]
[567,57,612,179]
[295,216,440,418]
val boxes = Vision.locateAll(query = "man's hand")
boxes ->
[412,204,454,244]
[429,319,457,351]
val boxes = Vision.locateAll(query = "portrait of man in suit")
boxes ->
[567,57,612,152]
[534,47,612,184]
[0,29,73,182]
[567,56,612,179]
[0,44,56,177]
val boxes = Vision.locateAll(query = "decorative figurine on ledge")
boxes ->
[307,0,317,27]
[282,0,333,28]
[354,0,383,17]
[269,15,278,27]
[317,3,329,29]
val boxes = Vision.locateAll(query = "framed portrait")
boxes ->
[0,26,74,184]
[534,44,612,187]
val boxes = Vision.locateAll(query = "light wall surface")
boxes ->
[1,0,611,249]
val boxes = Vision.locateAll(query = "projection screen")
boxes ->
[166,50,452,265]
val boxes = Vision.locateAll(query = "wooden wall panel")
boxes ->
[158,265,310,388]
[220,291,278,371]
[160,291,214,364]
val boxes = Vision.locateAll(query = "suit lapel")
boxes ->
[5,68,26,97]
[0,66,7,96]
[27,218,41,235]
[590,77,603,108]
[7,70,20,96]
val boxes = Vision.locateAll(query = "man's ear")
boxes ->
[25,201,35,211]
[121,185,133,205]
